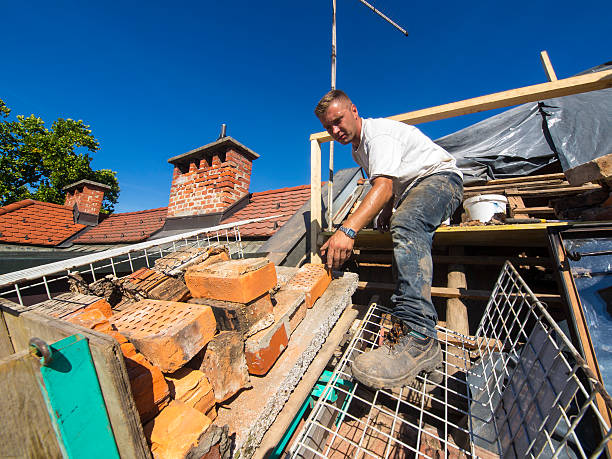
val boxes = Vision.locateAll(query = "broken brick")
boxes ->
[190,293,274,337]
[123,267,190,302]
[65,308,113,333]
[272,289,307,335]
[165,367,216,418]
[196,331,251,402]
[124,353,170,423]
[154,246,230,274]
[30,292,112,319]
[110,299,217,372]
[245,316,289,376]
[143,400,212,459]
[184,257,277,303]
[284,263,331,308]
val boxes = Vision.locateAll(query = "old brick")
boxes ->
[284,263,331,308]
[185,257,277,303]
[124,353,170,423]
[190,293,274,337]
[197,331,251,402]
[143,400,212,459]
[165,367,216,417]
[244,316,289,376]
[272,289,307,335]
[30,292,112,319]
[122,267,190,302]
[110,299,217,372]
[154,246,230,274]
[65,308,113,333]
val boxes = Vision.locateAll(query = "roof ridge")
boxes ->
[0,199,37,216]
[252,184,311,197]
[104,207,168,217]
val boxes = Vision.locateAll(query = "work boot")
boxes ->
[351,320,442,390]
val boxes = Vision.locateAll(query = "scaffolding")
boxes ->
[290,262,612,458]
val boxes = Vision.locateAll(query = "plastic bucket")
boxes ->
[463,194,508,222]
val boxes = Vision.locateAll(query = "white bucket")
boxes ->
[463,194,508,222]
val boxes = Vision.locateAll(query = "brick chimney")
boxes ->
[167,137,259,218]
[63,179,110,225]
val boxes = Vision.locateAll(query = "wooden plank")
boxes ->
[355,252,553,267]
[357,281,562,302]
[0,350,63,458]
[0,309,15,359]
[464,179,567,194]
[14,311,151,459]
[508,184,602,197]
[540,50,558,82]
[310,139,322,263]
[513,206,555,214]
[485,173,566,185]
[310,70,612,142]
[507,188,530,219]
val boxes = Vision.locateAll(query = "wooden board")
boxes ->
[310,70,612,142]
[4,308,150,459]
[0,350,63,458]
[310,139,322,263]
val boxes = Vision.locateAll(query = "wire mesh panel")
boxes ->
[0,218,273,306]
[289,262,612,458]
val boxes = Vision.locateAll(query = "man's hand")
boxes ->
[320,230,355,269]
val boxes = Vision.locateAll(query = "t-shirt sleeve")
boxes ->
[366,134,403,179]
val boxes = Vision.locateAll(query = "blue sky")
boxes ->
[2,1,610,212]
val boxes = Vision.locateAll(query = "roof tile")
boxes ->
[0,200,86,246]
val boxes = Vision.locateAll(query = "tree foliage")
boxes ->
[0,98,119,213]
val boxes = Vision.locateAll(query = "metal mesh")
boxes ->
[0,220,260,306]
[290,262,612,458]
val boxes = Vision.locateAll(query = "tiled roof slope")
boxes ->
[0,199,86,246]
[74,207,167,244]
[222,185,311,237]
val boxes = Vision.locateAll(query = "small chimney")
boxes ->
[63,179,111,225]
[166,136,259,218]
[217,124,227,140]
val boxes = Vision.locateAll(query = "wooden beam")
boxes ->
[446,247,469,337]
[310,140,322,263]
[485,172,566,185]
[540,50,558,82]
[357,281,562,302]
[310,70,612,143]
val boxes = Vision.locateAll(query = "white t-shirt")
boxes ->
[352,118,462,205]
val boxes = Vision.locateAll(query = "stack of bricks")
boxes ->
[28,255,333,458]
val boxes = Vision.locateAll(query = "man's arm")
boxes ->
[320,176,393,269]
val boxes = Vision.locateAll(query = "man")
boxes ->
[315,89,463,389]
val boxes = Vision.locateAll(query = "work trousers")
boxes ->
[390,172,463,339]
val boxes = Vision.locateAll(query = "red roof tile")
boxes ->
[73,207,167,244]
[221,184,311,237]
[0,200,86,246]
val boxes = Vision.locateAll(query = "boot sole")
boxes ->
[351,346,442,390]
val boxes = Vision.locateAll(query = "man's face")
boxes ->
[318,100,360,146]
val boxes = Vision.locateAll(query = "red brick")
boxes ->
[110,299,217,372]
[65,308,113,333]
[165,367,216,417]
[244,316,289,376]
[124,353,170,423]
[31,292,112,319]
[143,400,212,459]
[123,267,190,302]
[272,289,307,335]
[190,292,274,337]
[284,263,331,308]
[196,331,251,402]
[185,258,277,303]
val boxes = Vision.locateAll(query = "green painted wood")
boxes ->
[39,334,120,459]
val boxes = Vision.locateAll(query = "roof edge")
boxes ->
[167,136,260,165]
[0,199,37,216]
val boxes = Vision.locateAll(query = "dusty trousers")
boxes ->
[390,172,463,339]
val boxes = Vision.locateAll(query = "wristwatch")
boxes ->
[338,226,356,239]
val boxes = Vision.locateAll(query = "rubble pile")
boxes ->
[33,246,332,458]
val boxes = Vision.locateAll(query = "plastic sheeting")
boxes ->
[435,62,612,184]
[564,237,612,395]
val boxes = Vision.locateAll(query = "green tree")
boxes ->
[0,98,119,213]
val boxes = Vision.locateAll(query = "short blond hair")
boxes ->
[314,89,352,118]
